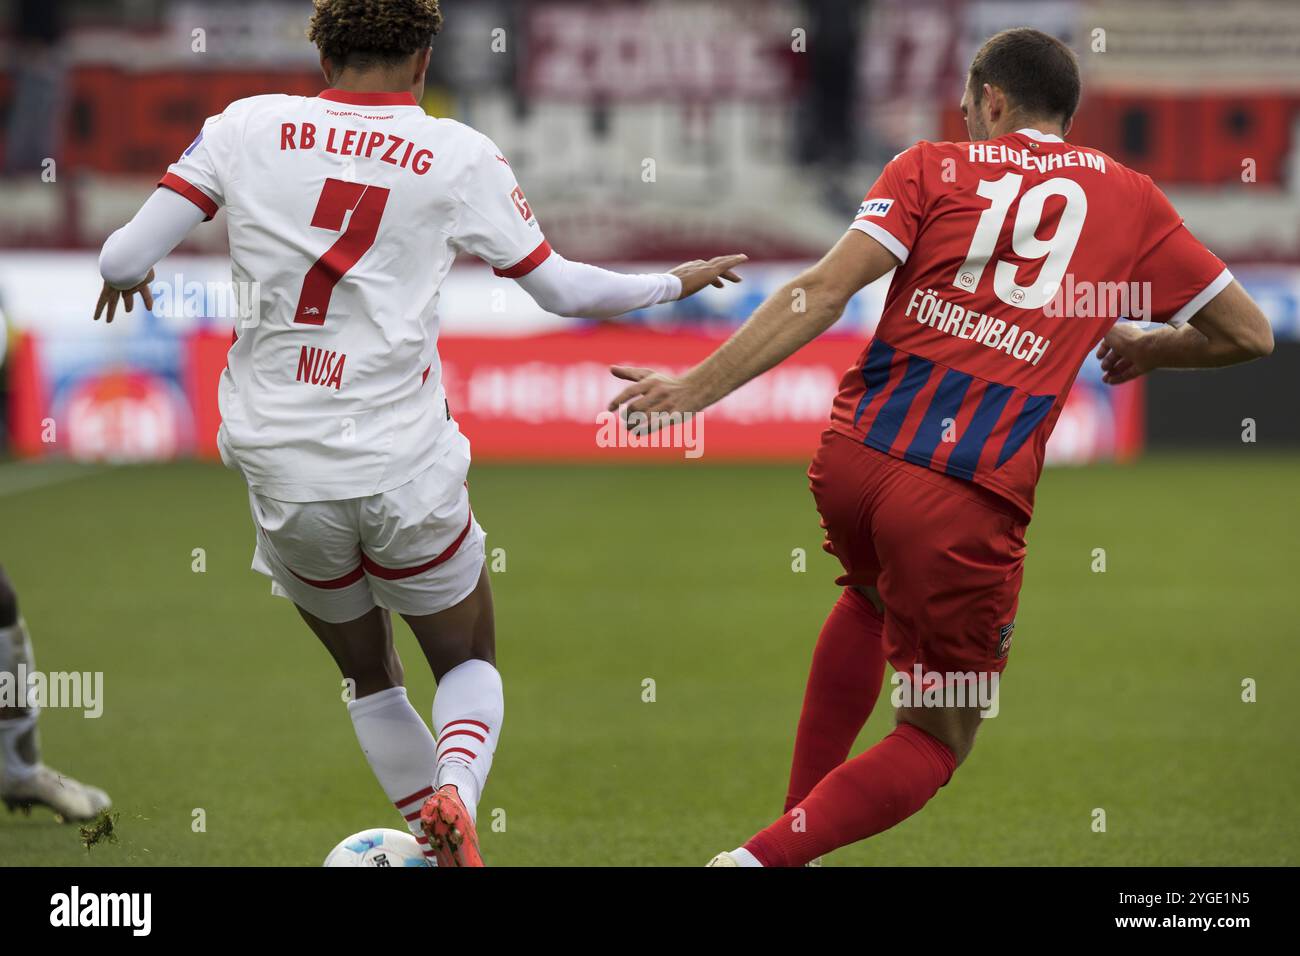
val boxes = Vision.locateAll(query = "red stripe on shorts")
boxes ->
[288,562,366,590]
[361,511,474,581]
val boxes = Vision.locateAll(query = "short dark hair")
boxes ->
[968,28,1081,125]
[307,0,443,69]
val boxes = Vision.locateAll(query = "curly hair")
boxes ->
[307,0,443,69]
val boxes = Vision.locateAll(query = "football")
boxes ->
[323,828,431,868]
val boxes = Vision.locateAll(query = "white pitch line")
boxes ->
[0,460,104,499]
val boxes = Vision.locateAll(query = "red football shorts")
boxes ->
[810,428,1028,677]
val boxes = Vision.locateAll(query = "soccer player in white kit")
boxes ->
[93,0,745,866]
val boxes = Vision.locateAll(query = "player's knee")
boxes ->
[896,706,981,767]
[850,585,884,615]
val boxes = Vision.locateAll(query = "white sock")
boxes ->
[347,685,439,862]
[0,620,40,781]
[432,659,503,824]
[731,847,763,867]
[0,712,39,782]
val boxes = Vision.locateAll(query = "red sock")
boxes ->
[748,722,956,867]
[784,588,886,812]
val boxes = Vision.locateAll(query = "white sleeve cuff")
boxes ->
[99,187,208,289]
[1169,268,1233,326]
[849,220,909,264]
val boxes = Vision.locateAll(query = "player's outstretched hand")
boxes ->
[669,254,747,300]
[607,366,703,433]
[1095,322,1154,385]
[94,268,155,324]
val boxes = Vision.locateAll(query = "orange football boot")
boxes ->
[419,785,484,867]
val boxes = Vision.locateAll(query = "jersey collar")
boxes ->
[1014,127,1064,143]
[318,89,419,107]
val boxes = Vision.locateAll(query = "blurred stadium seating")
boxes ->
[2,0,1298,463]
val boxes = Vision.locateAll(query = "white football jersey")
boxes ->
[161,89,550,502]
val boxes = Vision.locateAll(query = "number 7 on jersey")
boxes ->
[295,178,391,325]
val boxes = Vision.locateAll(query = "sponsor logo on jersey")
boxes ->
[856,198,894,219]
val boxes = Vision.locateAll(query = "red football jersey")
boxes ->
[831,128,1231,518]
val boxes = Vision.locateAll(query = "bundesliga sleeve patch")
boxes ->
[182,129,204,158]
[856,198,894,219]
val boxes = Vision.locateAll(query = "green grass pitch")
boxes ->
[1,452,1297,866]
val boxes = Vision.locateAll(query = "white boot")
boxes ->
[2,765,112,822]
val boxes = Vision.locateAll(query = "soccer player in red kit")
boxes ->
[607,28,1274,866]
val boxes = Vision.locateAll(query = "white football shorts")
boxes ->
[245,433,486,623]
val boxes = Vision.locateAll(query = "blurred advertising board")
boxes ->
[7,329,1142,467]
[6,329,217,462]
[439,329,1142,464]
[3,253,1144,465]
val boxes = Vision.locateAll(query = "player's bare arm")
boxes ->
[1096,280,1274,384]
[607,231,896,420]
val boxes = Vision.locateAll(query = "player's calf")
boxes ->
[784,587,887,811]
[0,609,40,769]
[403,569,502,826]
[726,708,966,866]
[0,574,113,822]
[347,685,441,864]
[295,604,440,860]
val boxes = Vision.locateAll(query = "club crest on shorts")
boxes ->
[996,620,1016,658]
